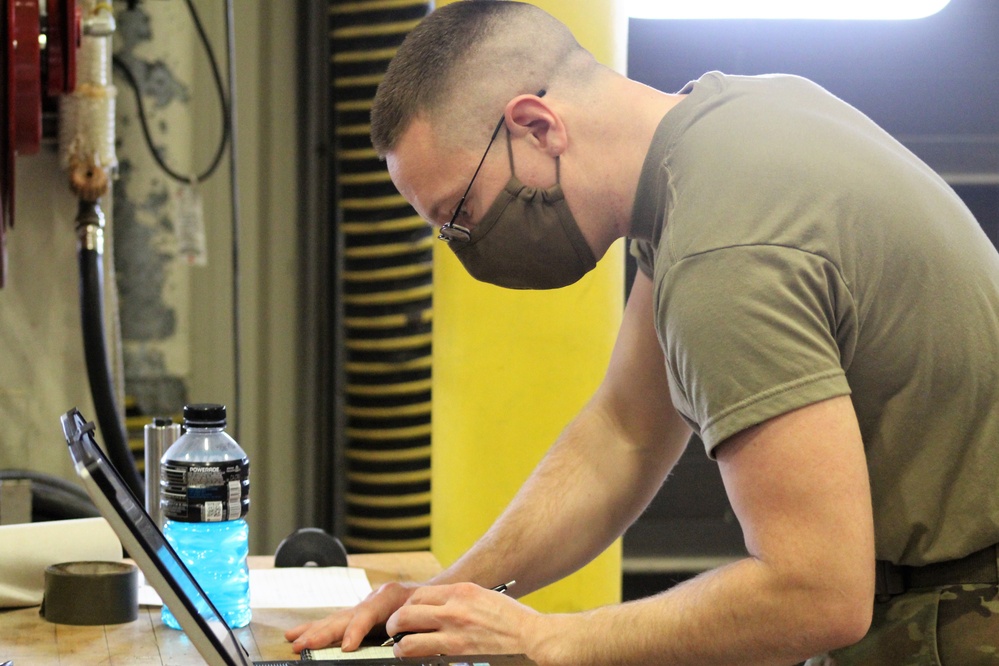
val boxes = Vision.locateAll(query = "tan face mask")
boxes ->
[443,133,597,290]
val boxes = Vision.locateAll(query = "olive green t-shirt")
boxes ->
[631,72,999,566]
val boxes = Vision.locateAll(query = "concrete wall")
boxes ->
[0,0,301,555]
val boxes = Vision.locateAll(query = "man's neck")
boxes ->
[568,74,684,257]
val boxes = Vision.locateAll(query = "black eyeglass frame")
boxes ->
[437,89,547,243]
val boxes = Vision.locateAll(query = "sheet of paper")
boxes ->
[304,645,397,661]
[138,566,372,608]
[0,517,122,608]
[250,567,372,608]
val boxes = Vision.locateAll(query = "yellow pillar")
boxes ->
[432,0,625,613]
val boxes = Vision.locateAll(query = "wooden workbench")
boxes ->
[0,551,442,665]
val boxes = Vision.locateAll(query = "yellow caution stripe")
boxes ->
[345,491,432,508]
[332,0,428,14]
[347,514,431,530]
[344,310,432,329]
[343,264,431,282]
[348,468,432,484]
[334,47,399,64]
[346,402,431,418]
[345,237,432,259]
[343,535,432,552]
[347,424,432,441]
[345,446,431,463]
[346,356,432,373]
[332,19,423,39]
[335,99,373,112]
[344,285,433,306]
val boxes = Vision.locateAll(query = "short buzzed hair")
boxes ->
[370,1,594,156]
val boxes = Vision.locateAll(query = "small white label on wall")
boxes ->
[175,184,208,266]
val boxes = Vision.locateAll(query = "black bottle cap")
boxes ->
[183,403,227,427]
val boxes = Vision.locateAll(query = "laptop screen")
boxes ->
[61,408,251,666]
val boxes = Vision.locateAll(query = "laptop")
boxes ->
[61,407,537,666]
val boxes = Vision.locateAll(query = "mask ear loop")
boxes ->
[507,94,561,186]
[506,124,561,185]
[505,126,516,177]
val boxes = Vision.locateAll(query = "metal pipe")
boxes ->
[144,416,180,527]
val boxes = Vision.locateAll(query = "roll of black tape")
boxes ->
[40,561,139,625]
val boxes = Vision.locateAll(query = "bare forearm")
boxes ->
[531,556,869,666]
[525,398,875,666]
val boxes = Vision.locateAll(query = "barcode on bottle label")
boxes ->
[203,501,224,522]
[160,458,250,522]
[227,480,241,520]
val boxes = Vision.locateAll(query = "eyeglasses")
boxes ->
[437,89,547,243]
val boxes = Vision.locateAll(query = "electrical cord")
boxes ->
[111,0,229,184]
[110,1,241,434]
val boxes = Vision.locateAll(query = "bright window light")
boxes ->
[626,0,952,20]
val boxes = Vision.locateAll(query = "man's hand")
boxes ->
[387,583,543,658]
[285,581,421,653]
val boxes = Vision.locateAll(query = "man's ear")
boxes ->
[504,93,567,156]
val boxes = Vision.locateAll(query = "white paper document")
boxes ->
[303,645,398,661]
[138,566,372,609]
[0,518,123,608]
[249,567,372,608]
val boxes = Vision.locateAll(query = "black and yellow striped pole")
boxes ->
[332,0,434,552]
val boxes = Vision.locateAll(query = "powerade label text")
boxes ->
[160,458,250,522]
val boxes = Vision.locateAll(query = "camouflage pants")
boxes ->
[805,584,999,665]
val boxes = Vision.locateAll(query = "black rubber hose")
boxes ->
[78,225,145,500]
[0,469,92,501]
[0,470,100,521]
[31,486,101,521]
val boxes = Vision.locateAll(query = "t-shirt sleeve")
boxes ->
[657,244,855,456]
[630,239,656,279]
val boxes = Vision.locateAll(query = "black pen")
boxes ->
[380,580,516,647]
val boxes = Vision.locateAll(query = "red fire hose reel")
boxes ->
[0,0,80,287]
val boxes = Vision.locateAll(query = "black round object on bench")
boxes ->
[274,527,349,568]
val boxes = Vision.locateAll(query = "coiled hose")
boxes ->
[0,470,99,521]
[333,0,434,552]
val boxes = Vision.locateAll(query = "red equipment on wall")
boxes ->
[0,0,79,287]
